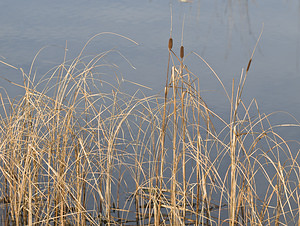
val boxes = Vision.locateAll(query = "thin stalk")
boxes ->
[171,65,178,225]
[229,79,238,226]
[180,51,186,223]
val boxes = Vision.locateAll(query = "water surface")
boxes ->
[0,0,299,132]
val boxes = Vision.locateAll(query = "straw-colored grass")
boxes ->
[0,32,299,225]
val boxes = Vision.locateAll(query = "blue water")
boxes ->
[0,0,299,133]
[0,1,300,224]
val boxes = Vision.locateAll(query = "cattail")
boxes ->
[180,46,184,59]
[168,38,173,50]
[246,58,252,72]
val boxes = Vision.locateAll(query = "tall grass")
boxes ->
[0,32,299,225]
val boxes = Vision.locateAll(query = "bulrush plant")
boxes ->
[0,31,299,225]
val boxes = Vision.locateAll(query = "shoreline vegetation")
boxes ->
[0,32,300,225]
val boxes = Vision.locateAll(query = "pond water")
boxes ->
[1,0,300,128]
[1,1,300,224]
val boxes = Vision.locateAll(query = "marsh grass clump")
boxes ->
[0,32,300,225]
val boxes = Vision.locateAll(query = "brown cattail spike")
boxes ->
[180,46,184,59]
[246,58,252,72]
[168,38,173,50]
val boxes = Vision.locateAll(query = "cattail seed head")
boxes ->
[180,46,184,59]
[168,38,173,50]
[246,58,252,72]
